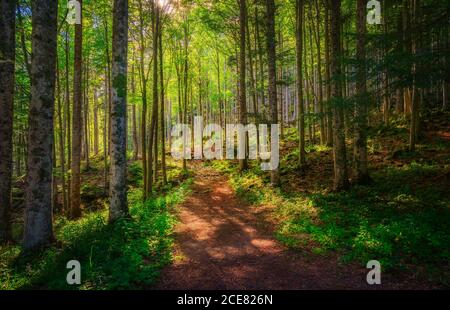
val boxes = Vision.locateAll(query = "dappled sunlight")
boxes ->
[154,164,383,290]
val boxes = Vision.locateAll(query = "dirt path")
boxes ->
[154,164,433,290]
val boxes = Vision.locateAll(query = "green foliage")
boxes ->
[0,180,192,290]
[213,153,450,286]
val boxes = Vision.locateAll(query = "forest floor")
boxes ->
[154,162,441,289]
[1,111,448,290]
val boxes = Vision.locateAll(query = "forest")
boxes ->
[0,0,449,290]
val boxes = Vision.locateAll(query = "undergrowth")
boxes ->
[210,131,450,286]
[0,161,192,290]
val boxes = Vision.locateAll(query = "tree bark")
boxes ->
[0,0,16,242]
[137,0,148,200]
[353,0,371,184]
[330,0,349,191]
[23,0,58,250]
[159,18,167,185]
[296,0,306,167]
[93,90,99,155]
[409,0,420,151]
[64,24,72,210]
[56,62,68,212]
[266,0,279,186]
[324,0,333,147]
[109,0,130,221]
[147,0,159,195]
[83,57,90,169]
[131,63,139,160]
[313,0,325,145]
[70,0,83,219]
[239,0,248,171]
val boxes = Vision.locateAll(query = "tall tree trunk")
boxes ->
[104,21,113,157]
[23,0,58,250]
[159,19,167,185]
[443,19,449,111]
[70,0,83,219]
[266,0,279,186]
[296,0,306,167]
[255,6,265,117]
[330,0,349,191]
[56,63,68,212]
[103,70,109,193]
[354,0,371,184]
[64,24,72,210]
[84,58,90,169]
[182,17,189,172]
[137,0,148,200]
[383,13,390,125]
[147,0,159,195]
[246,14,258,130]
[0,0,15,242]
[313,0,325,145]
[131,63,139,160]
[239,0,248,171]
[324,1,333,146]
[93,90,99,155]
[109,0,130,221]
[216,50,223,140]
[409,0,420,151]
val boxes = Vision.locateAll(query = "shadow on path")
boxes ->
[154,164,426,290]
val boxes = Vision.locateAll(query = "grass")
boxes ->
[210,132,450,286]
[0,160,192,290]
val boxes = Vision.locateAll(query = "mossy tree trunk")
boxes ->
[109,0,130,221]
[23,0,58,250]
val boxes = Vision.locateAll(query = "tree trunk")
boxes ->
[324,1,333,147]
[147,0,159,195]
[0,0,15,242]
[409,0,420,151]
[255,6,265,117]
[103,70,109,193]
[296,0,306,167]
[131,63,139,160]
[330,0,349,191]
[159,19,167,185]
[109,0,130,221]
[239,0,248,171]
[83,57,90,169]
[182,17,189,172]
[93,90,99,155]
[313,0,325,145]
[266,0,279,186]
[56,63,68,212]
[383,13,390,125]
[64,25,72,210]
[354,0,371,184]
[137,0,148,200]
[23,0,58,250]
[70,0,83,219]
